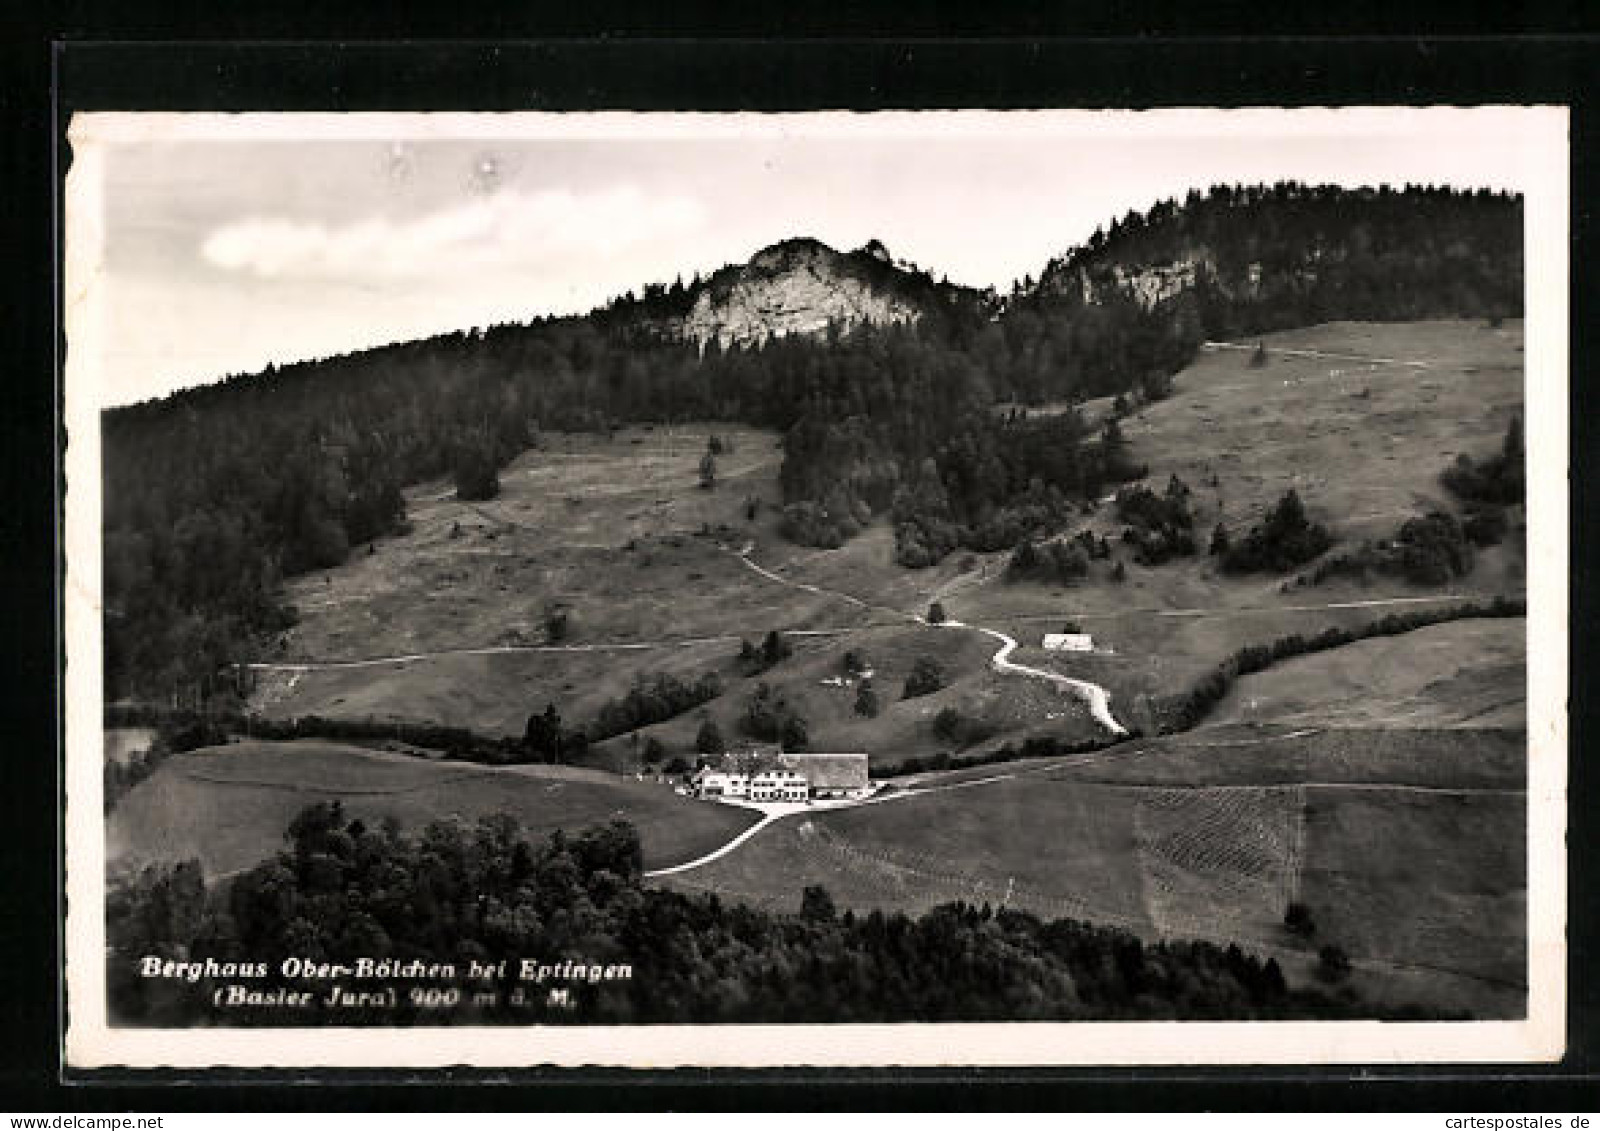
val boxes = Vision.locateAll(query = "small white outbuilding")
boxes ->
[1043,632,1094,652]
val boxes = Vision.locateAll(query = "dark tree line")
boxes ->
[1154,596,1526,732]
[1008,535,1096,585]
[1030,182,1523,336]
[104,703,537,774]
[107,807,1456,1027]
[589,671,724,742]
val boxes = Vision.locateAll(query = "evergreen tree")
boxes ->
[524,704,564,763]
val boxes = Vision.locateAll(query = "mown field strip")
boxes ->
[1201,340,1433,369]
[245,627,866,672]
[177,764,490,797]
[805,821,1146,928]
[1084,779,1524,797]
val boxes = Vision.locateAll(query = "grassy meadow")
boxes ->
[108,740,757,877]
[252,319,1524,772]
[123,318,1530,1020]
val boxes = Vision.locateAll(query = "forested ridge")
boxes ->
[1031,181,1522,335]
[102,184,1522,703]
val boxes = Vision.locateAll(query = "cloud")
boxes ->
[199,184,707,280]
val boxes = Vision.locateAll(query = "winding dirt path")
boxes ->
[727,543,1129,736]
[644,812,789,877]
[950,619,1128,736]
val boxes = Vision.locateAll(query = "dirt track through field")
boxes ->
[177,764,489,797]
[643,741,1137,878]
[644,812,788,877]
[1201,340,1433,369]
[243,627,862,673]
[1003,593,1474,624]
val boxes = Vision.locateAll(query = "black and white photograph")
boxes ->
[61,107,1568,1068]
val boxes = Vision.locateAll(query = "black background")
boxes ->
[3,6,1597,1112]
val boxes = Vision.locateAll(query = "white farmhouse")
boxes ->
[693,769,749,800]
[692,748,872,803]
[749,768,809,803]
[1043,632,1094,652]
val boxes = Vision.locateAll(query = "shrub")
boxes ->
[761,630,793,666]
[1441,416,1524,505]
[933,707,964,742]
[780,501,846,549]
[780,714,810,752]
[903,657,946,700]
[742,682,808,749]
[933,706,996,747]
[1114,476,1197,566]
[1305,511,1475,587]
[1463,508,1509,547]
[453,449,501,501]
[695,717,726,757]
[1140,369,1175,401]
[544,604,571,643]
[1317,945,1352,983]
[1007,537,1090,584]
[1393,511,1473,584]
[1221,489,1333,574]
[894,514,965,569]
[1284,902,1316,938]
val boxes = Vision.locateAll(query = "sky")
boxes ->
[67,108,1562,407]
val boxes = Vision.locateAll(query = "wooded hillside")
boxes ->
[101,185,1521,704]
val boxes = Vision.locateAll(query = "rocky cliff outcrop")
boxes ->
[681,238,965,350]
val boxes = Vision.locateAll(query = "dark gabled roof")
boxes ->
[778,752,870,789]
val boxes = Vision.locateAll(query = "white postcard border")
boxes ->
[61,106,1570,1069]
